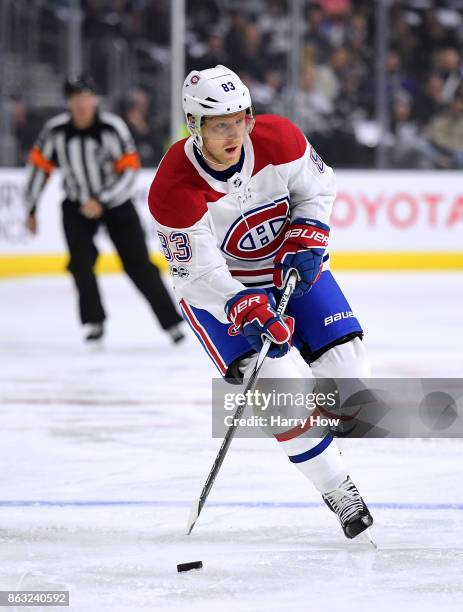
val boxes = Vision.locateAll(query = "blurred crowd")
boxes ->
[12,0,463,169]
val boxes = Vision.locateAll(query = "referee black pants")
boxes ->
[62,199,182,330]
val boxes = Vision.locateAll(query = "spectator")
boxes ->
[305,2,332,64]
[424,94,463,168]
[414,73,446,125]
[13,99,42,165]
[386,48,416,100]
[317,0,352,48]
[390,14,421,75]
[330,72,369,166]
[188,29,229,72]
[432,47,462,103]
[227,21,270,81]
[123,88,164,167]
[258,0,292,67]
[140,0,170,45]
[246,68,284,114]
[387,92,432,169]
[347,11,369,58]
[187,0,221,41]
[420,9,460,54]
[292,66,334,156]
[317,46,356,102]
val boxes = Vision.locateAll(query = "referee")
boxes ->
[24,74,185,343]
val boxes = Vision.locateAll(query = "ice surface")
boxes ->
[0,272,462,611]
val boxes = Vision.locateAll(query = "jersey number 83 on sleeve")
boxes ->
[157,231,192,262]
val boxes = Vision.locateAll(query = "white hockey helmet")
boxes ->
[182,65,255,147]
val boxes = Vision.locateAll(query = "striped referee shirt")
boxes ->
[24,110,141,214]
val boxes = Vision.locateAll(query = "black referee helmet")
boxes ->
[64,74,97,98]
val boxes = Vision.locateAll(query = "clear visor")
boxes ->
[187,107,255,142]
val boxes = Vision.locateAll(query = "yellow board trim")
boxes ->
[1,252,463,278]
[0,253,169,278]
[330,252,463,271]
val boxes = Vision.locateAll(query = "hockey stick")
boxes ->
[186,271,298,535]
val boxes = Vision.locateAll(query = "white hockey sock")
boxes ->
[239,351,347,493]
[276,430,347,493]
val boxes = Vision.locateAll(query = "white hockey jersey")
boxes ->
[148,114,336,323]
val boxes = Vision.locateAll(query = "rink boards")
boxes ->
[1,168,463,276]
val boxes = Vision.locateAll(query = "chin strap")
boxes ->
[193,143,232,168]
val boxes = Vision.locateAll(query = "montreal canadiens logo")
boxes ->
[221,199,290,261]
[228,324,241,336]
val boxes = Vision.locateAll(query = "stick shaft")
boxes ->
[186,272,297,534]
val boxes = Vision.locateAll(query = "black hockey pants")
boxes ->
[62,199,182,330]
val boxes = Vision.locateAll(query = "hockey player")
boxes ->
[148,66,373,539]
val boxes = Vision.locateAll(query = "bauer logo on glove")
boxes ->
[225,289,295,358]
[273,217,329,299]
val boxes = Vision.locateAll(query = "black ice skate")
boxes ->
[167,323,185,344]
[322,476,373,539]
[83,323,104,342]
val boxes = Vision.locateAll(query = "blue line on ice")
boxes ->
[0,501,462,509]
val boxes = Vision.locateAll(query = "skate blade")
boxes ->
[361,529,377,549]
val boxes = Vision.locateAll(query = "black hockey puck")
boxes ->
[177,561,203,573]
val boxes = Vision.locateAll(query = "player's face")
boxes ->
[68,92,98,128]
[202,111,247,167]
